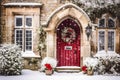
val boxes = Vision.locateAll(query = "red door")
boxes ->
[57,18,80,66]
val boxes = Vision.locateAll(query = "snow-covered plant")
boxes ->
[0,44,22,75]
[83,57,98,71]
[94,51,120,75]
[40,57,57,71]
[95,56,120,75]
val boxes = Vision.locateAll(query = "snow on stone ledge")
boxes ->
[22,51,40,58]
[3,3,42,7]
[94,50,120,58]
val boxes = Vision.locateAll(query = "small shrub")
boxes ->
[0,44,23,75]
[94,56,120,75]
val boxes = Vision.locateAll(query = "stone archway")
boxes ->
[43,3,91,66]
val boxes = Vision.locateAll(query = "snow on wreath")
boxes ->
[61,27,76,43]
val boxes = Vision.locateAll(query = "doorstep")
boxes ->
[56,66,81,73]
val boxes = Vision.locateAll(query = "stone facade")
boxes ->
[0,1,1,44]
[0,0,120,70]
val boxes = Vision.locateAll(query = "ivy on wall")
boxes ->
[72,0,120,21]
[38,27,46,56]
[85,4,120,21]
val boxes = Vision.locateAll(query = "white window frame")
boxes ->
[25,29,33,51]
[98,17,106,28]
[98,30,105,51]
[25,16,33,28]
[108,30,115,51]
[108,17,116,28]
[15,16,24,28]
[15,29,23,51]
[14,15,33,52]
[98,30,115,51]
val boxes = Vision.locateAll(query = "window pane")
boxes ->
[98,31,105,51]
[16,17,22,27]
[99,19,105,28]
[25,30,32,51]
[26,17,32,27]
[108,31,114,51]
[15,30,23,49]
[108,19,115,28]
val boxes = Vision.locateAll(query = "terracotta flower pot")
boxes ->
[87,70,93,75]
[45,70,53,75]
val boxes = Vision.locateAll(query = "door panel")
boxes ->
[57,18,80,66]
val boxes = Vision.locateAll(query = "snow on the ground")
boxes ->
[0,69,120,80]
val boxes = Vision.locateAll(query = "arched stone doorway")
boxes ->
[43,3,91,66]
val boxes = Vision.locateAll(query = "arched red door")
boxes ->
[57,18,80,67]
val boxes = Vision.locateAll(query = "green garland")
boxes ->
[38,27,46,56]
[85,4,120,21]
[72,0,120,21]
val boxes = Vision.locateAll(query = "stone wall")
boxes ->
[0,1,1,44]
[1,3,6,44]
[22,57,41,70]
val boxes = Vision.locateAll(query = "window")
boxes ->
[108,18,115,28]
[98,30,115,51]
[98,16,115,51]
[99,17,115,28]
[25,30,32,51]
[15,16,23,27]
[15,29,23,49]
[108,31,114,51]
[25,16,32,27]
[99,18,105,28]
[98,31,105,51]
[15,15,33,52]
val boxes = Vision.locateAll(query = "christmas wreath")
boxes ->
[61,27,76,43]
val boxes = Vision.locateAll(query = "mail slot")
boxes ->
[65,46,72,50]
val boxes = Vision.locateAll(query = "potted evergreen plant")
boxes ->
[40,57,57,75]
[44,63,53,75]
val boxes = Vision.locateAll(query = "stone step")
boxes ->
[57,70,80,73]
[55,66,81,73]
